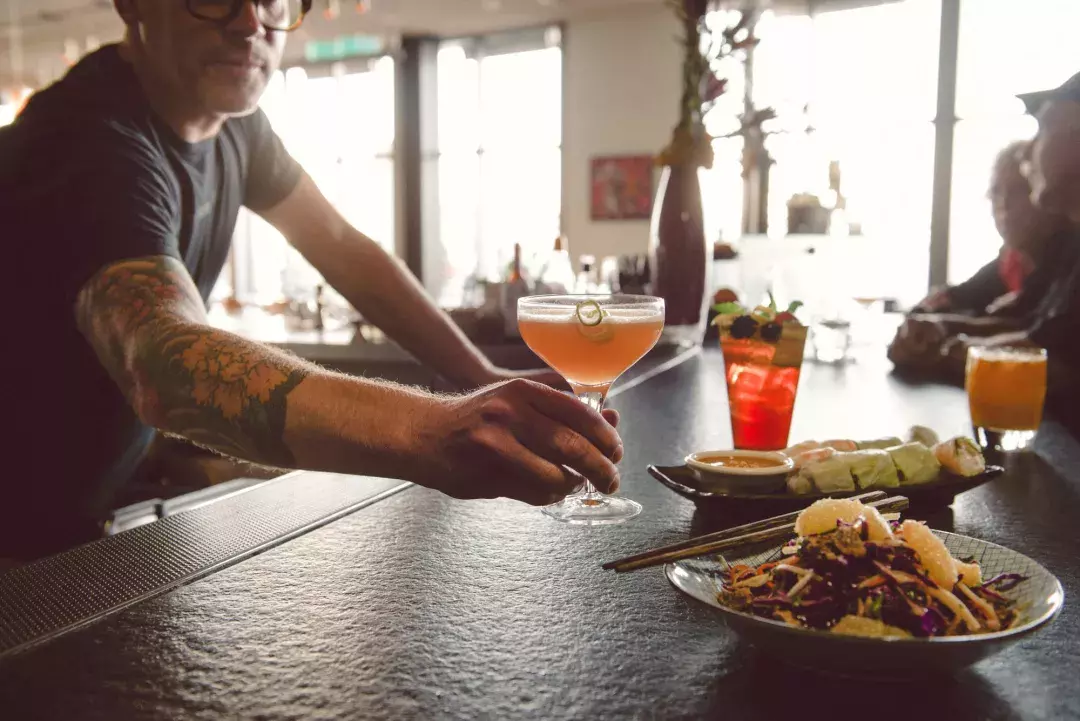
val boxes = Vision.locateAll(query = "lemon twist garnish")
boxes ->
[575,299,604,327]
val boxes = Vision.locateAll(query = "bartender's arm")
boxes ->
[261,173,560,390]
[75,257,622,506]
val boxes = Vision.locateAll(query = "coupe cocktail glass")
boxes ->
[518,294,664,524]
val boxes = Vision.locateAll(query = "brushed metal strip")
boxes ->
[0,474,410,660]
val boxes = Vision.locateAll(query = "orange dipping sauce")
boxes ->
[698,455,787,470]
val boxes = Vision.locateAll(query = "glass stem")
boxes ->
[578,391,608,498]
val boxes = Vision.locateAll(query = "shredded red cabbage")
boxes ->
[919,607,947,636]
[719,528,1027,637]
[979,573,1028,592]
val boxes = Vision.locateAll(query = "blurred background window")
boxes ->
[698,0,1080,304]
[948,0,1080,284]
[702,0,941,310]
[0,87,31,128]
[427,27,563,307]
[219,57,397,306]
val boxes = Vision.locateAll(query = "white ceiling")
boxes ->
[0,0,895,89]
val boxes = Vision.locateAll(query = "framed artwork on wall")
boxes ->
[590,155,654,221]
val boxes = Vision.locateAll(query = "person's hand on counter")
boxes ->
[888,316,949,372]
[407,379,623,507]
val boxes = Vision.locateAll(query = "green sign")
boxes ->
[305,35,384,63]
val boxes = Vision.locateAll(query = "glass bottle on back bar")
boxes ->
[537,235,575,295]
[502,243,530,339]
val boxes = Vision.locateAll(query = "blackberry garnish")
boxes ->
[761,322,783,342]
[730,315,758,339]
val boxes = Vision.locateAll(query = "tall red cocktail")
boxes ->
[716,306,808,451]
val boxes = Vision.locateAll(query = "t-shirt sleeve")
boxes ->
[242,108,302,211]
[47,121,183,303]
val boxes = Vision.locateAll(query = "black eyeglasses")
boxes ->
[186,0,313,32]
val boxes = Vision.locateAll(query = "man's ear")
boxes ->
[113,0,139,25]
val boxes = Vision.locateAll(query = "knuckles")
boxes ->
[552,428,589,461]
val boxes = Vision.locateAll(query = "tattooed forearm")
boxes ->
[75,256,310,467]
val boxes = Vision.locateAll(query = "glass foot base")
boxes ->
[541,493,642,526]
[974,426,1037,453]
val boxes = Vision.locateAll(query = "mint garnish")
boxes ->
[713,302,744,315]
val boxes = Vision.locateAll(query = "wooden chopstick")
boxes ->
[606,495,909,573]
[601,490,889,571]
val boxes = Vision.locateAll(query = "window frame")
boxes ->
[419,25,565,306]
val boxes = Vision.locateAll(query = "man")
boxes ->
[912,141,1064,316]
[933,73,1080,425]
[889,140,1069,379]
[1,0,623,560]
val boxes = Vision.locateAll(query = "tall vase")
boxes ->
[649,163,709,347]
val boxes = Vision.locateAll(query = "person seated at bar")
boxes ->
[911,141,1063,314]
[0,1,623,561]
[889,140,1070,379]
[898,73,1080,432]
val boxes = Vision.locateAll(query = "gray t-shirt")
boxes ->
[1,45,301,559]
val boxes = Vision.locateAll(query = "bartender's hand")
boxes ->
[412,379,623,506]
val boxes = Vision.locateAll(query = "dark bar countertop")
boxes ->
[1,347,1077,720]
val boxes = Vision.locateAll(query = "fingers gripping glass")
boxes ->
[187,0,312,32]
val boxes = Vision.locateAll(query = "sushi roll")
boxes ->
[855,436,903,451]
[834,450,900,489]
[908,425,940,448]
[797,456,857,493]
[933,437,986,477]
[886,442,942,485]
[782,440,822,458]
[822,439,858,452]
[787,473,815,495]
[791,446,837,470]
[786,448,839,493]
